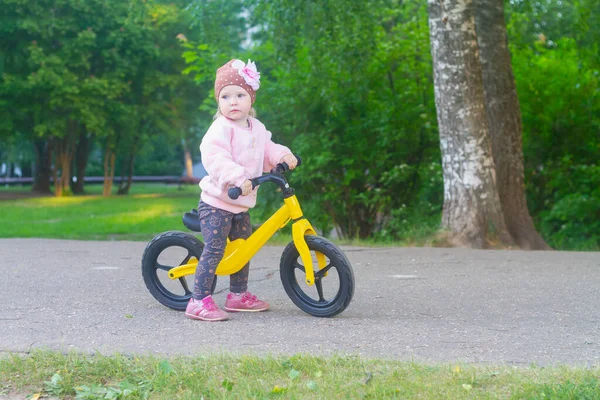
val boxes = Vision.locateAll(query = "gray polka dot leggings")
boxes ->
[193,201,251,300]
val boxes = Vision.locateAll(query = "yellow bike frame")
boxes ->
[167,195,326,286]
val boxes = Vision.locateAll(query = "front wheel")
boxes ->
[280,235,355,317]
[141,231,216,311]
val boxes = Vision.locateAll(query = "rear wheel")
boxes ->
[142,231,216,311]
[280,235,354,317]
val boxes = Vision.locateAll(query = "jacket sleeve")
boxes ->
[200,124,248,188]
[263,130,292,173]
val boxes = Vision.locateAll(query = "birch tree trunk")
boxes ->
[475,0,551,250]
[428,0,512,248]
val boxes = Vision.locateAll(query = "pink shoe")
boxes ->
[224,292,270,312]
[185,296,229,321]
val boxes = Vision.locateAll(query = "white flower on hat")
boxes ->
[232,59,260,91]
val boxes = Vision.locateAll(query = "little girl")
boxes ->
[186,59,297,322]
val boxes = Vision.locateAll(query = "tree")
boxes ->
[427,0,512,248]
[1,0,201,197]
[1,0,130,196]
[475,0,551,249]
[1,0,53,193]
[110,0,203,195]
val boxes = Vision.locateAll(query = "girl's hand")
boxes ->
[281,154,297,170]
[240,179,253,196]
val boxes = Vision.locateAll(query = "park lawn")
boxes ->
[0,184,202,241]
[1,351,599,400]
[0,184,295,243]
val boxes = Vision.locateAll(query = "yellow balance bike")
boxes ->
[141,158,355,317]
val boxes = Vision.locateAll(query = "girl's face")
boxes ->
[218,85,253,127]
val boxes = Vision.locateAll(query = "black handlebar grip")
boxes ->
[228,187,242,200]
[277,154,303,173]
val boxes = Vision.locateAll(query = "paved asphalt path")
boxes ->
[1,238,599,366]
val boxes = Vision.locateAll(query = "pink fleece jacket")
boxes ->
[199,116,291,213]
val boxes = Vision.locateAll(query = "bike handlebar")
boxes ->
[227,187,244,200]
[228,154,302,200]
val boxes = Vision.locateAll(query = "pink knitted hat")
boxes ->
[214,59,261,104]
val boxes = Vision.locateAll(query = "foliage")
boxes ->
[0,0,203,194]
[507,1,600,249]
[542,193,600,250]
[182,0,250,121]
[374,162,443,243]
[534,161,600,250]
[510,38,598,189]
[247,0,438,239]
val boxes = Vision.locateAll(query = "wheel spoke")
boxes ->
[315,263,333,279]
[156,263,172,272]
[179,277,192,295]
[315,279,325,302]
[177,251,194,295]
[294,261,305,272]
[180,252,193,265]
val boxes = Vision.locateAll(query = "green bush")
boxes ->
[374,161,443,243]
[525,159,599,250]
[542,193,600,251]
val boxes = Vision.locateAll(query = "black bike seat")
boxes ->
[182,210,201,232]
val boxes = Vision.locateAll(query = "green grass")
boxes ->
[0,184,301,243]
[0,184,200,241]
[1,351,599,400]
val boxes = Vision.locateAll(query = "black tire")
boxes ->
[141,231,216,311]
[280,235,354,317]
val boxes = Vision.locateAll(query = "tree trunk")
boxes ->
[117,133,139,195]
[103,144,116,197]
[32,137,52,194]
[117,149,135,195]
[53,158,61,197]
[54,139,71,197]
[428,0,512,248]
[53,121,78,196]
[72,130,92,195]
[182,138,193,178]
[475,0,551,250]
